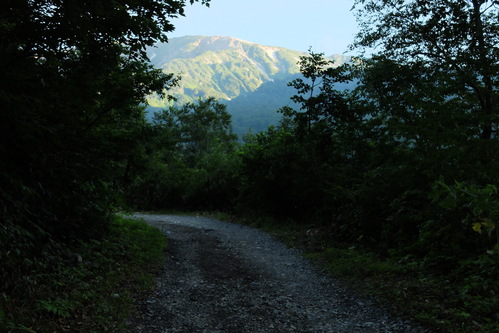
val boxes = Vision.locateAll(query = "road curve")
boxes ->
[126,214,423,333]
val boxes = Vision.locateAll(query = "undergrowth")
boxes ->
[0,216,166,333]
[218,213,499,333]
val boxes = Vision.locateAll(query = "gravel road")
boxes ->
[127,213,424,333]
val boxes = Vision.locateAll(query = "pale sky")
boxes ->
[169,0,359,56]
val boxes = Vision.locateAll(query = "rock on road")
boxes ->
[127,214,423,333]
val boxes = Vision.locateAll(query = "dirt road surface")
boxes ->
[126,214,423,333]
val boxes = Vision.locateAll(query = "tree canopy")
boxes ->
[353,0,498,139]
[125,98,239,210]
[0,0,209,250]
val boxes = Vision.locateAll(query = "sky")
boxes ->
[169,0,359,56]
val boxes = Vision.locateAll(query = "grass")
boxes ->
[215,213,499,333]
[1,215,167,333]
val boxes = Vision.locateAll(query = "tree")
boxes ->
[236,52,371,223]
[0,0,210,243]
[350,0,499,259]
[353,0,498,139]
[126,98,240,209]
[156,98,238,164]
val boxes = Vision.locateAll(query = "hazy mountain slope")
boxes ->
[225,76,300,136]
[225,78,357,137]
[146,35,351,136]
[147,36,309,106]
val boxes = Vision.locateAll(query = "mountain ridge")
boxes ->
[147,36,350,106]
[149,35,292,65]
[146,35,351,135]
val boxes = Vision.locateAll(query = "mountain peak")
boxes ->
[147,35,350,106]
[148,35,292,66]
[146,35,352,136]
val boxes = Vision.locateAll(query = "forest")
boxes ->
[1,0,498,332]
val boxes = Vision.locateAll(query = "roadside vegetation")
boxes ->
[0,217,166,332]
[224,214,498,333]
[1,1,206,332]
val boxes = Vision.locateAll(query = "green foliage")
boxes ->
[1,0,209,243]
[234,4,498,325]
[431,181,499,242]
[125,98,240,210]
[353,0,498,139]
[237,0,499,249]
[238,119,306,217]
[429,181,499,304]
[0,1,206,330]
[36,299,73,318]
[1,216,167,332]
[114,216,168,282]
[224,213,497,333]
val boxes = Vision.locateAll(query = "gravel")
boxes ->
[126,213,425,333]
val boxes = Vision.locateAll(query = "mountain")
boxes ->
[226,75,356,136]
[146,35,351,136]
